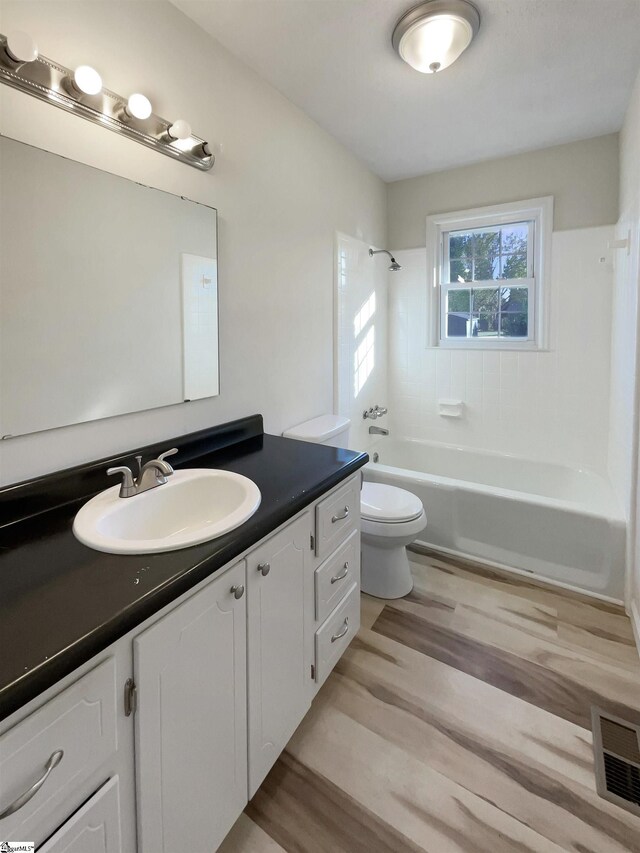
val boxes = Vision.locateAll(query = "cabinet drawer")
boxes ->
[314,582,360,687]
[39,776,122,853]
[314,530,360,623]
[0,657,118,844]
[315,476,360,560]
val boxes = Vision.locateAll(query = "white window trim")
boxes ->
[426,196,553,350]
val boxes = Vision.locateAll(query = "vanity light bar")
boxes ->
[0,33,214,172]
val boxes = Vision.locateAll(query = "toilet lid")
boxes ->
[360,482,423,523]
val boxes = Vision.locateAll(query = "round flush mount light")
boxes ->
[73,65,102,95]
[5,31,38,64]
[392,0,480,73]
[126,93,152,120]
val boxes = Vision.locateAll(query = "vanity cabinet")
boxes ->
[247,513,311,796]
[38,776,123,853]
[0,657,123,848]
[0,471,362,853]
[134,560,247,853]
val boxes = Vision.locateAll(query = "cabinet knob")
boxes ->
[257,562,271,577]
[231,584,245,599]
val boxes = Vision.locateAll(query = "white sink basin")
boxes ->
[73,469,262,554]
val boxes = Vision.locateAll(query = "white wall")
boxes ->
[335,234,388,451]
[0,0,386,485]
[388,134,619,249]
[388,228,614,473]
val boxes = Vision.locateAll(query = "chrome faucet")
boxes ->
[363,404,388,420]
[107,448,178,498]
[368,426,389,436]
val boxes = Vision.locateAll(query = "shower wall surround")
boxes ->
[388,226,614,474]
[611,67,640,617]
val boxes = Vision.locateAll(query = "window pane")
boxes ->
[447,289,471,312]
[500,252,527,279]
[449,234,468,259]
[500,286,528,313]
[500,313,528,337]
[449,258,472,282]
[472,231,500,281]
[473,312,499,337]
[446,288,471,337]
[447,221,531,283]
[447,314,470,337]
[473,287,499,313]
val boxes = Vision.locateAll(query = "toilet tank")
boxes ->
[283,415,351,448]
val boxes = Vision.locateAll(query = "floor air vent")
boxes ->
[592,707,640,816]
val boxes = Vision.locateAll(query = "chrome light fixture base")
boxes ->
[392,0,480,74]
[0,34,214,171]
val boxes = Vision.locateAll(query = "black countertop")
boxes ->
[0,415,367,722]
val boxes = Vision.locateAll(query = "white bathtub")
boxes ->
[364,438,626,601]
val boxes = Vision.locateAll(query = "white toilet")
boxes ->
[283,415,427,599]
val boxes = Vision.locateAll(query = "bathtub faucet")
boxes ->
[369,426,389,436]
[363,405,388,420]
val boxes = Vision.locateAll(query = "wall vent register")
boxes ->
[592,707,640,817]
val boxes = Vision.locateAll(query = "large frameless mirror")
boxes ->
[0,136,219,439]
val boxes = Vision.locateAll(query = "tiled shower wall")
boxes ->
[388,226,614,474]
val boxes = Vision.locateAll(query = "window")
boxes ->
[427,197,553,349]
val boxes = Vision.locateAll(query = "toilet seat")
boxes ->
[361,482,423,524]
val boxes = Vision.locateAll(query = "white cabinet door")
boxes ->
[38,776,122,853]
[247,513,311,796]
[134,562,248,853]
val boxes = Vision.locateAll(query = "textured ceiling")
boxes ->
[173,0,640,181]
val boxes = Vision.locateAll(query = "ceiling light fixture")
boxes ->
[392,0,480,74]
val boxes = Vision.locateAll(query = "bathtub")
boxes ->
[364,438,626,601]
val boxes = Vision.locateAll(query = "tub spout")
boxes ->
[369,426,389,436]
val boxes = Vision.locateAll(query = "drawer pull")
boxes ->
[0,749,64,820]
[231,584,245,599]
[257,562,271,577]
[331,617,349,643]
[331,506,349,523]
[330,562,349,584]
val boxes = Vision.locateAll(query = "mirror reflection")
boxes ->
[0,136,219,439]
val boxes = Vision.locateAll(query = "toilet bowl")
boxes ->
[360,482,427,599]
[282,415,427,600]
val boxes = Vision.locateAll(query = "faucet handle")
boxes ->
[158,448,178,474]
[158,447,178,462]
[106,465,137,498]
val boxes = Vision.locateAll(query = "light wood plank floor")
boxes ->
[220,548,640,852]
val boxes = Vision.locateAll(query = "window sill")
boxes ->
[428,343,550,352]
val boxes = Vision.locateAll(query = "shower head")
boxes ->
[369,247,402,271]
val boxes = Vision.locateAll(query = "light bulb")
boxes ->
[127,93,152,120]
[74,65,102,95]
[168,119,192,140]
[5,31,38,63]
